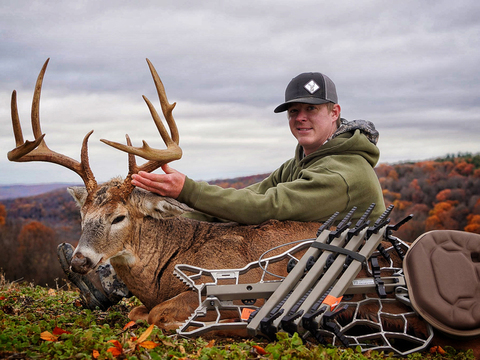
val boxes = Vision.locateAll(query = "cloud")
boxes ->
[1,0,479,185]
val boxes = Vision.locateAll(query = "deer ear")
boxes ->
[68,186,88,207]
[143,192,193,219]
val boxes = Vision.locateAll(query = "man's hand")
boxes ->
[131,164,186,199]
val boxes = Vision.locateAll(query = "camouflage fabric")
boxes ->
[331,118,379,145]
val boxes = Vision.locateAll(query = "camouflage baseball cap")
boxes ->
[274,72,338,113]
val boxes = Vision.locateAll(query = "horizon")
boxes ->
[1,150,478,188]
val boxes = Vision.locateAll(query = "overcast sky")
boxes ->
[1,0,479,185]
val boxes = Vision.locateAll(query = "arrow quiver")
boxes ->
[174,204,434,356]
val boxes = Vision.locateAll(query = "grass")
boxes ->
[0,275,475,360]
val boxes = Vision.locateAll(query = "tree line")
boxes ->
[0,153,479,287]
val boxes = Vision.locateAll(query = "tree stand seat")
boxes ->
[404,230,480,337]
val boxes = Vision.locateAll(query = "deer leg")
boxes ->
[128,305,150,322]
[146,291,199,331]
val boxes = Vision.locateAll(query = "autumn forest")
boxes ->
[1,153,479,287]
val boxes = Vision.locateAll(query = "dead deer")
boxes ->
[8,60,479,357]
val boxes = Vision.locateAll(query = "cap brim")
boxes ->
[273,97,331,113]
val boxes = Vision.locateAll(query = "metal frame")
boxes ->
[174,204,434,356]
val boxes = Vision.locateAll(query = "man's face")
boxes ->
[288,103,340,155]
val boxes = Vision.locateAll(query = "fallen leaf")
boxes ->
[92,349,100,359]
[107,339,123,356]
[53,326,71,335]
[161,339,176,347]
[139,340,159,349]
[252,345,268,355]
[107,347,123,357]
[430,346,446,355]
[179,344,186,354]
[40,331,59,342]
[206,339,215,348]
[108,339,122,349]
[48,288,56,296]
[123,321,136,330]
[137,324,154,344]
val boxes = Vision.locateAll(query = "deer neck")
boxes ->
[108,216,206,306]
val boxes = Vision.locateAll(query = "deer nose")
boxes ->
[70,252,93,274]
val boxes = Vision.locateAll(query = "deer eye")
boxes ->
[112,215,126,225]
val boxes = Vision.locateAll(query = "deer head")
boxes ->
[8,59,187,274]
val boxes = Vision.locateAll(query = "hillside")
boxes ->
[0,183,78,200]
[0,153,479,286]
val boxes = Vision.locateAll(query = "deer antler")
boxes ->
[8,59,98,194]
[100,58,182,192]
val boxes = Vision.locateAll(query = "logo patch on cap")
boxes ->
[304,80,320,94]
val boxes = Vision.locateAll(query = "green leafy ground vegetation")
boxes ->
[0,275,475,360]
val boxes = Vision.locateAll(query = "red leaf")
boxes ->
[123,320,136,330]
[53,326,71,335]
[107,347,123,356]
[108,339,123,350]
[430,346,446,355]
[107,339,123,357]
[253,345,268,355]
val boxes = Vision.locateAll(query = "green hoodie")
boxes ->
[178,127,386,225]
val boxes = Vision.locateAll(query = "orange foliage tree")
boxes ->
[0,203,6,226]
[375,154,480,241]
[465,214,480,234]
[15,221,64,286]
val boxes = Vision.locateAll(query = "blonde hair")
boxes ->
[326,103,341,127]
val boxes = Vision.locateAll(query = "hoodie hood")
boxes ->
[295,119,380,168]
[332,118,379,145]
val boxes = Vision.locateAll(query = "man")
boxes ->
[59,71,386,309]
[131,72,386,223]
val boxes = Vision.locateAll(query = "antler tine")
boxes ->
[31,58,49,139]
[8,90,45,160]
[100,58,182,177]
[8,59,51,160]
[7,59,98,194]
[146,58,179,145]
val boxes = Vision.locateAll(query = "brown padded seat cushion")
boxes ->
[404,230,480,337]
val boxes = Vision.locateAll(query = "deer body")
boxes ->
[68,180,321,326]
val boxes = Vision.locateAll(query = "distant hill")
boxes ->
[0,183,78,200]
[0,173,273,201]
[1,153,479,286]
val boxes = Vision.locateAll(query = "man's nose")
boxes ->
[296,109,307,121]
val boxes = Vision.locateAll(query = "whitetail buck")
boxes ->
[8,58,323,325]
[8,60,479,357]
